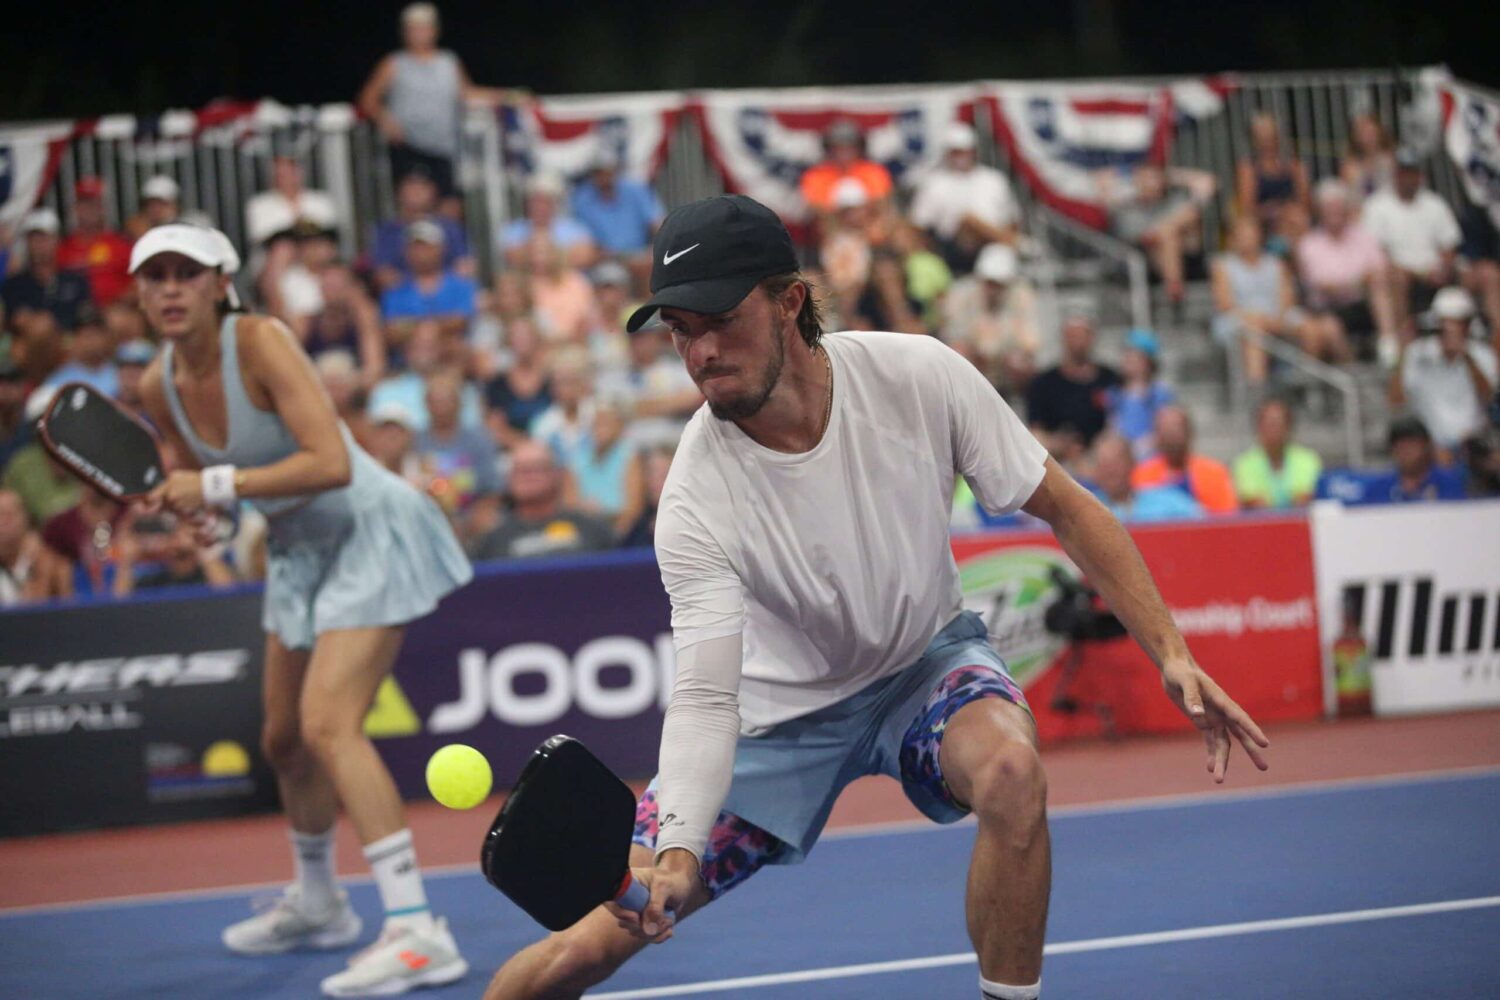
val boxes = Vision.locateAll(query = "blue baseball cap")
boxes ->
[116,340,157,366]
[1125,327,1160,359]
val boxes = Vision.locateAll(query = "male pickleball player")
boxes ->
[483,195,1271,1000]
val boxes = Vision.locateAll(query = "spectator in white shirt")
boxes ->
[244,156,341,299]
[941,242,1040,393]
[1390,287,1497,454]
[244,155,340,247]
[1362,149,1462,336]
[909,122,1020,275]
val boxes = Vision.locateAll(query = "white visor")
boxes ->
[129,224,243,308]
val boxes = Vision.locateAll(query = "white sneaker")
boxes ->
[319,917,467,997]
[222,886,363,955]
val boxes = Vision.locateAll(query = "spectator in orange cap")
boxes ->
[1130,405,1240,514]
[799,119,893,218]
[57,176,134,307]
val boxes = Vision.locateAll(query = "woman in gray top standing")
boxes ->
[358,3,522,216]
[133,223,473,997]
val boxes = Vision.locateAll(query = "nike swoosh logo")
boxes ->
[663,244,701,265]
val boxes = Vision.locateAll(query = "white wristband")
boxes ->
[201,465,239,507]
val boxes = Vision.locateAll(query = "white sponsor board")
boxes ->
[1311,500,1500,715]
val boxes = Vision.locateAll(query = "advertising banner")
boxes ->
[0,588,274,837]
[952,516,1323,742]
[1,516,1326,836]
[369,551,674,799]
[1310,500,1500,716]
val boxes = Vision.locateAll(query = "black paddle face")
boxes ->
[39,382,164,501]
[481,735,639,931]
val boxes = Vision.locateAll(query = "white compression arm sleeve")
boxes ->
[653,632,744,863]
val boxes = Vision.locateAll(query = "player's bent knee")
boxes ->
[967,737,1047,831]
[261,720,307,775]
[297,708,359,762]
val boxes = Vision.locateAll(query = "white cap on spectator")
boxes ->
[405,218,446,246]
[589,146,622,173]
[314,348,358,382]
[371,401,418,431]
[1314,178,1352,205]
[1432,286,1476,321]
[527,172,566,199]
[401,2,438,25]
[831,176,869,209]
[975,243,1019,283]
[943,122,978,151]
[142,175,180,202]
[22,208,60,235]
[590,259,630,289]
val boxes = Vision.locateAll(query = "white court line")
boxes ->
[588,896,1500,999]
[2,764,1497,918]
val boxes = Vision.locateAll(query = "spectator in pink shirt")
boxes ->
[526,233,597,344]
[1296,179,1397,362]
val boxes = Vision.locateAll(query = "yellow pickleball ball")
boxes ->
[425,744,493,810]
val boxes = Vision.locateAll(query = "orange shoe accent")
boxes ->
[398,950,431,971]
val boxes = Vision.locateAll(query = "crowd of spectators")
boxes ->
[3,20,1499,609]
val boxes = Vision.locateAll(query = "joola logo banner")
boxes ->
[1312,501,1500,716]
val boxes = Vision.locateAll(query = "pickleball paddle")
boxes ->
[38,382,165,501]
[481,735,652,932]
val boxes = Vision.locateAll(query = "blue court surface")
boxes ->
[3,769,1497,999]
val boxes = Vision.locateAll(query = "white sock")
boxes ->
[981,975,1040,999]
[363,828,432,930]
[290,827,338,914]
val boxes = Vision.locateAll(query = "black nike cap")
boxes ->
[625,194,798,333]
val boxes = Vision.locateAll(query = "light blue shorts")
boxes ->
[635,610,1029,881]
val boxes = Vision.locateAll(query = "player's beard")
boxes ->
[705,318,785,422]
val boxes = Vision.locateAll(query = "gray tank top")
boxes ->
[390,50,461,158]
[160,315,382,542]
[1221,252,1284,315]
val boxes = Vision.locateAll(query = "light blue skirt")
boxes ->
[261,477,473,650]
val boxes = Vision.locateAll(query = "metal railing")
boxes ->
[33,103,504,275]
[29,67,1469,278]
[1222,322,1367,466]
[1027,205,1151,330]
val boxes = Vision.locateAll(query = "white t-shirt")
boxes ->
[1401,337,1499,448]
[909,166,1020,241]
[1361,189,1461,274]
[655,330,1048,734]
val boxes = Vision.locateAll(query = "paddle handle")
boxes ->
[614,869,677,923]
[615,872,650,913]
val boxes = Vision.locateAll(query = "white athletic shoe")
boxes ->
[319,917,468,997]
[222,886,363,955]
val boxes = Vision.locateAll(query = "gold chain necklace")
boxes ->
[819,345,833,438]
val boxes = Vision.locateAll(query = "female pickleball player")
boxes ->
[130,224,473,997]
